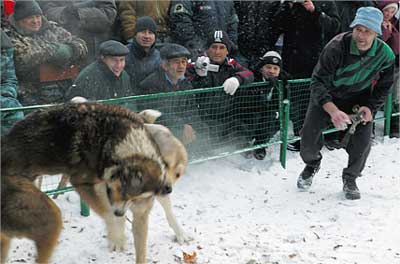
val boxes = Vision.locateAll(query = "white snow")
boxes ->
[6,136,400,264]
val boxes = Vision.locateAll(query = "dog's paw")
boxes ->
[175,231,194,245]
[107,235,127,252]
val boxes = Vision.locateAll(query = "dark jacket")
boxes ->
[125,40,161,90]
[139,67,201,138]
[234,0,281,63]
[273,1,340,78]
[66,59,132,100]
[188,57,254,121]
[311,32,395,113]
[169,0,238,58]
[39,0,117,65]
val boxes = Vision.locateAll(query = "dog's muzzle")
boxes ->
[161,184,172,195]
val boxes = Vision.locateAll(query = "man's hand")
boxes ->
[358,106,372,124]
[182,124,196,144]
[195,56,210,77]
[303,0,315,13]
[323,102,351,130]
[223,77,240,95]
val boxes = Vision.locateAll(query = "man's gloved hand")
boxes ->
[195,56,210,77]
[223,77,240,95]
[51,44,74,67]
[70,96,88,103]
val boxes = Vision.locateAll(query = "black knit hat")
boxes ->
[260,51,282,67]
[206,30,231,52]
[14,0,43,21]
[99,40,129,56]
[134,16,157,35]
[160,44,191,60]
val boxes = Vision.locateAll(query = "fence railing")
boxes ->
[1,79,395,215]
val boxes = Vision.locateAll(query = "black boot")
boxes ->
[253,148,266,160]
[343,177,361,200]
[297,164,320,190]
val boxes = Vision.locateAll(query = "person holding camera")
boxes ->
[296,7,395,200]
[187,30,254,143]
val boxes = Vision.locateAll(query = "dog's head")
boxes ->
[144,124,188,193]
[103,155,168,216]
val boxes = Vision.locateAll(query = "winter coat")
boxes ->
[125,39,161,90]
[311,32,395,113]
[273,1,340,78]
[39,0,117,65]
[139,67,201,139]
[1,29,23,135]
[188,57,254,122]
[66,59,132,101]
[169,0,238,58]
[234,0,281,63]
[5,17,88,106]
[117,0,171,42]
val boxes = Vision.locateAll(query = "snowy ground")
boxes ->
[6,135,400,264]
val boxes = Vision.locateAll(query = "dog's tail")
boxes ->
[138,110,162,124]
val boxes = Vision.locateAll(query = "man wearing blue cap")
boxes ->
[296,7,395,200]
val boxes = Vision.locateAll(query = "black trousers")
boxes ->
[300,101,372,180]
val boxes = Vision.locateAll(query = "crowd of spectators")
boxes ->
[1,0,399,159]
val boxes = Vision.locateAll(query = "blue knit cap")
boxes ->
[350,7,383,35]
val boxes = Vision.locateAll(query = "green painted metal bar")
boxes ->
[280,99,290,169]
[384,93,393,136]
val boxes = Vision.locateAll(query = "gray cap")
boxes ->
[99,40,129,56]
[160,43,191,60]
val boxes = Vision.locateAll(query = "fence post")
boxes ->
[384,93,393,137]
[80,198,90,217]
[280,98,290,169]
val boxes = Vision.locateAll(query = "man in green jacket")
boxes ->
[66,40,133,101]
[296,7,395,200]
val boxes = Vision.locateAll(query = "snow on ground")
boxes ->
[7,136,400,264]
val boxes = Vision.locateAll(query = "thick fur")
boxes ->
[0,103,188,264]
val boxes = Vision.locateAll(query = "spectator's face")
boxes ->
[17,15,42,33]
[261,64,280,79]
[101,56,126,77]
[162,57,188,81]
[383,7,396,21]
[207,43,228,64]
[352,25,377,51]
[135,30,156,49]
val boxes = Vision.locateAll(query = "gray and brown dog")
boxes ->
[0,102,188,263]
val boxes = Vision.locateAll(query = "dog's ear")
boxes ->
[138,109,162,124]
[103,165,119,180]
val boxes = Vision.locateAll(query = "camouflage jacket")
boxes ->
[1,29,24,135]
[4,17,88,106]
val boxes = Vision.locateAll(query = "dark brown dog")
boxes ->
[1,103,187,263]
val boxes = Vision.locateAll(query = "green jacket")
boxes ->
[311,32,395,113]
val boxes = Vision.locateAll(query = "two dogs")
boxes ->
[1,103,189,263]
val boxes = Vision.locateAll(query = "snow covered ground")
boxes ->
[6,135,400,264]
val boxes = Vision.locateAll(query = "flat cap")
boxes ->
[160,43,191,60]
[99,40,129,56]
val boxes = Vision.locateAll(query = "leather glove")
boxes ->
[51,44,74,67]
[223,77,240,95]
[195,56,210,77]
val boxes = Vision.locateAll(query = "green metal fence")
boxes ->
[1,79,396,214]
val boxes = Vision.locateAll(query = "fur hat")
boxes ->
[14,0,42,21]
[99,40,129,56]
[207,30,232,52]
[350,7,384,35]
[260,51,282,67]
[160,43,191,60]
[377,0,399,14]
[134,16,157,35]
